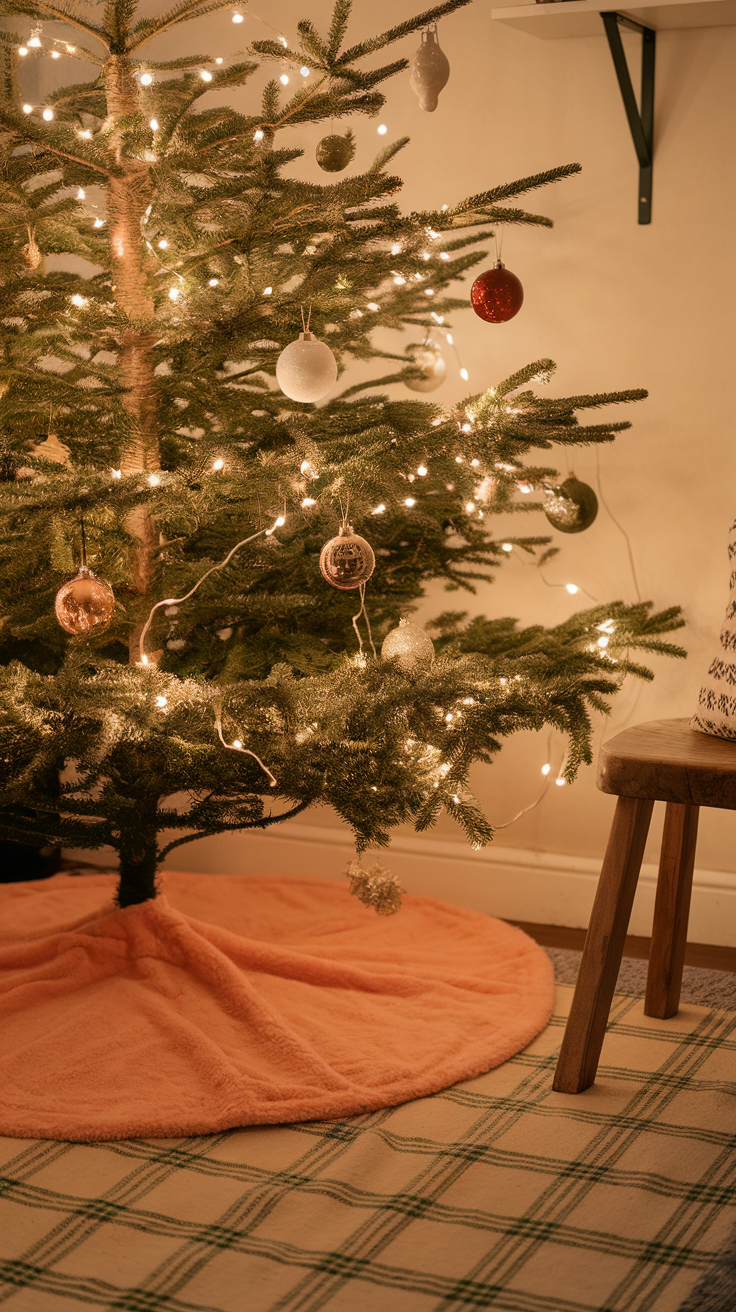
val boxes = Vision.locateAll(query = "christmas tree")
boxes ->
[0,0,684,911]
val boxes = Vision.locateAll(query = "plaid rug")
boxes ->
[1,984,735,1312]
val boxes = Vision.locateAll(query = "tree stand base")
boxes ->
[0,871,554,1141]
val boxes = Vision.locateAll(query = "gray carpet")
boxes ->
[547,947,736,1312]
[546,946,736,1009]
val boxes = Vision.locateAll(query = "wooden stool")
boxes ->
[553,717,736,1095]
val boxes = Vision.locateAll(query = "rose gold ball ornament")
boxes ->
[55,565,115,635]
[410,24,450,112]
[276,331,338,403]
[319,525,375,591]
[381,618,435,671]
[405,342,446,393]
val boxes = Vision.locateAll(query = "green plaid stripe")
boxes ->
[1,986,733,1312]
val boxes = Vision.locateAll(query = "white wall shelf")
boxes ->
[491,0,736,39]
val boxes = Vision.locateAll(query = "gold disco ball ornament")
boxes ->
[55,565,115,635]
[319,525,375,591]
[543,476,598,534]
[381,618,435,671]
[316,133,355,173]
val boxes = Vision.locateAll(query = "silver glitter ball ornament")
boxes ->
[55,566,115,635]
[276,331,338,403]
[316,133,355,173]
[319,525,375,590]
[544,476,598,534]
[381,618,435,671]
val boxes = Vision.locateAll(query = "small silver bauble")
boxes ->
[276,331,338,403]
[410,26,450,113]
[316,133,355,173]
[405,344,446,393]
[319,525,375,591]
[381,618,435,671]
[55,565,115,635]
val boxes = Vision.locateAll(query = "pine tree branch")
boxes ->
[1,0,109,48]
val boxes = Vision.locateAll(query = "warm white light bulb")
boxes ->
[424,288,435,297]
[140,72,153,86]
[66,44,75,53]
[76,187,86,200]
[597,635,609,648]
[393,275,405,286]
[254,129,264,142]
[18,47,28,56]
[440,251,449,260]
[155,695,167,708]
[150,118,159,130]
[377,123,387,135]
[460,367,469,381]
[541,763,551,776]
[470,458,480,467]
[28,35,41,48]
[446,333,454,345]
[200,69,212,81]
[301,497,316,507]
[465,501,475,513]
[232,10,244,20]
[502,543,513,553]
[148,473,161,486]
[555,777,566,787]
[566,583,579,595]
[79,129,92,139]
[158,238,168,249]
[404,497,415,507]
[216,57,223,64]
[263,285,272,294]
[51,49,60,58]
[168,286,179,300]
[461,423,472,433]
[93,216,104,228]
[70,293,87,307]
[280,73,289,84]
[455,456,463,464]
[212,458,224,470]
[233,738,243,749]
[391,243,401,255]
[300,65,310,76]
[42,108,53,121]
[417,465,427,476]
[279,35,288,46]
[208,278,219,286]
[111,468,121,479]
[367,302,379,311]
[372,504,385,515]
[22,103,32,114]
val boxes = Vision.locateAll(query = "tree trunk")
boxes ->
[116,820,160,907]
[102,55,160,655]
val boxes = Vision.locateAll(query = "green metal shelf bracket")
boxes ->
[601,12,655,224]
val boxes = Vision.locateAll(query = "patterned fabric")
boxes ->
[692,519,736,738]
[1,985,735,1312]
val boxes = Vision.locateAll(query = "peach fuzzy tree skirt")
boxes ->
[0,872,555,1140]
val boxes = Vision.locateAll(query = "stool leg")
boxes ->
[644,803,699,1020]
[553,795,654,1094]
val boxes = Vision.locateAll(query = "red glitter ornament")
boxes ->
[470,260,524,324]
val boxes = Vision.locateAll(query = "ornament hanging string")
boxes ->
[300,303,313,334]
[137,512,285,666]
[351,582,377,660]
[79,515,87,568]
[494,227,504,265]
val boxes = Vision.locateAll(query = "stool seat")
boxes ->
[598,717,736,808]
[553,716,736,1096]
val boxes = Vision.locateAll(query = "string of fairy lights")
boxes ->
[17,6,642,835]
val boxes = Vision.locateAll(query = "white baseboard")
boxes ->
[67,821,736,948]
[134,820,736,949]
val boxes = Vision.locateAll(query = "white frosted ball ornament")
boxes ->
[410,25,450,112]
[382,618,435,671]
[405,343,446,393]
[276,331,337,403]
[319,525,375,590]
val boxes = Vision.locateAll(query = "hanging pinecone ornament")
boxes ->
[410,24,450,112]
[382,618,435,671]
[404,342,446,393]
[470,260,524,323]
[276,331,338,403]
[345,859,404,915]
[315,131,355,173]
[21,227,42,271]
[55,566,115,635]
[544,476,598,534]
[319,525,375,590]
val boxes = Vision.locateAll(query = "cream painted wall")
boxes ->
[45,2,736,914]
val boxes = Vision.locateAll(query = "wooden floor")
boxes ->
[510,921,736,975]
